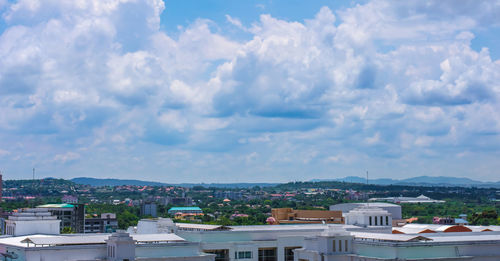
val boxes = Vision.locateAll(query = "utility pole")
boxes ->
[32,168,35,208]
[32,168,35,191]
[366,170,369,208]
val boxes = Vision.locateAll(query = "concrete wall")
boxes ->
[6,219,60,236]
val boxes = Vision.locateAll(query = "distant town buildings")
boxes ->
[168,207,203,220]
[214,191,243,200]
[161,196,193,206]
[344,189,368,201]
[61,195,78,204]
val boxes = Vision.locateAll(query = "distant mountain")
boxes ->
[71,177,278,188]
[311,176,500,188]
[178,183,279,188]
[71,177,168,187]
[401,176,480,185]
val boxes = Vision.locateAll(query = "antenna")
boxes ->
[366,170,369,208]
[33,168,35,189]
[31,168,35,208]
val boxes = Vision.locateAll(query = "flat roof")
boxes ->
[176,223,232,231]
[37,204,74,208]
[332,202,401,207]
[168,207,202,211]
[227,224,364,232]
[352,232,432,242]
[427,232,500,242]
[0,234,186,248]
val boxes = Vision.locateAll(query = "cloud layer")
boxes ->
[1,0,499,182]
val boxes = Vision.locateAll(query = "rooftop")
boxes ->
[0,233,186,248]
[37,204,75,208]
[333,202,401,207]
[168,207,202,211]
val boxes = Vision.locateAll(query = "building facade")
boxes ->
[295,226,500,261]
[330,203,402,220]
[0,232,215,261]
[141,203,158,218]
[37,203,85,233]
[5,208,60,236]
[271,208,344,225]
[84,213,119,233]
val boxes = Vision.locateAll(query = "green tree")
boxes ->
[61,227,75,234]
[118,210,140,229]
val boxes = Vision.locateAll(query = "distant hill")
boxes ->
[312,176,500,188]
[178,183,279,188]
[71,177,278,188]
[71,177,168,187]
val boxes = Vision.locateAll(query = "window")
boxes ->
[204,249,229,261]
[369,216,372,226]
[339,240,342,252]
[386,216,389,226]
[235,251,252,259]
[108,245,115,258]
[345,240,348,252]
[375,216,378,226]
[332,240,336,252]
[259,248,277,261]
[285,247,300,261]
[380,216,383,226]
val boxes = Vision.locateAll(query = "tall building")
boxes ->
[141,202,158,218]
[37,203,85,233]
[0,173,3,202]
[85,213,119,233]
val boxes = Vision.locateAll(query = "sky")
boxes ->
[0,0,499,183]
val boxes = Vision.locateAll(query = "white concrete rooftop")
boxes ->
[0,233,186,248]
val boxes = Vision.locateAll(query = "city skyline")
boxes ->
[1,0,500,182]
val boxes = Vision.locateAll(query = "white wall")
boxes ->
[6,220,60,236]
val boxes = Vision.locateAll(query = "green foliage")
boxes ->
[401,201,500,225]
[469,210,499,225]
[61,227,75,234]
[118,210,140,229]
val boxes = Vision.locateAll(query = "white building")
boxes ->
[0,232,215,261]
[3,212,500,261]
[344,206,392,227]
[130,218,177,234]
[129,215,500,261]
[130,218,391,261]
[295,226,354,261]
[5,208,60,236]
[330,202,402,219]
[295,226,500,260]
